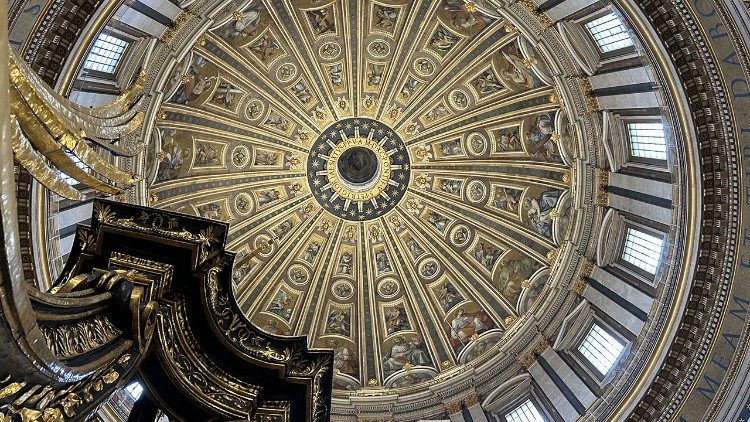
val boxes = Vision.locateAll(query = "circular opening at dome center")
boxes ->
[337,147,379,185]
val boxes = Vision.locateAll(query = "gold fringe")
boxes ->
[9,116,84,201]
[9,52,143,139]
[10,67,137,186]
[10,85,122,194]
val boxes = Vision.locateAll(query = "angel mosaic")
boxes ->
[442,0,492,32]
[496,126,522,152]
[373,4,398,30]
[376,250,393,273]
[325,308,351,336]
[382,336,431,376]
[400,77,420,98]
[437,281,464,312]
[426,211,450,233]
[331,341,356,376]
[494,255,541,303]
[384,305,411,335]
[261,319,285,335]
[473,69,505,97]
[499,45,541,89]
[437,139,463,156]
[329,64,344,87]
[367,63,385,88]
[449,308,495,353]
[302,241,322,263]
[338,252,353,274]
[194,141,220,166]
[492,187,522,213]
[429,26,460,54]
[291,81,313,104]
[272,219,295,240]
[249,34,281,62]
[267,288,294,321]
[472,241,503,271]
[225,9,261,39]
[254,150,280,166]
[257,188,282,206]
[306,8,335,35]
[405,238,425,259]
[197,203,221,220]
[524,190,560,238]
[424,104,451,123]
[264,112,290,132]
[209,81,243,111]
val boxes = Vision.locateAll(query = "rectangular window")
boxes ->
[58,151,90,185]
[578,324,625,375]
[622,227,664,274]
[628,122,667,160]
[125,382,144,401]
[505,399,545,422]
[585,13,634,53]
[84,33,129,73]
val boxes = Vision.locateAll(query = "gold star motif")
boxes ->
[312,160,321,168]
[313,179,321,186]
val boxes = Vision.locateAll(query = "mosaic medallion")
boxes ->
[307,118,411,221]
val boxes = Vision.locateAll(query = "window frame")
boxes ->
[623,117,669,165]
[583,11,636,56]
[576,323,626,377]
[567,315,630,386]
[83,32,130,75]
[500,396,549,422]
[618,224,665,279]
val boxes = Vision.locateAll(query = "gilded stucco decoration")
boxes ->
[144,0,585,395]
